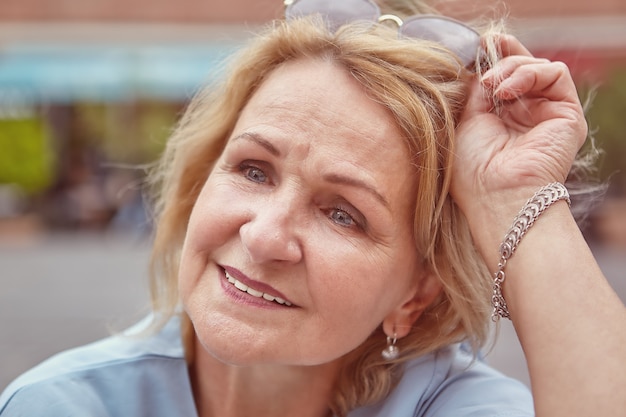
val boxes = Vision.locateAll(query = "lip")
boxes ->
[220,265,295,308]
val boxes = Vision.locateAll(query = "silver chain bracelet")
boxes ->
[492,182,571,321]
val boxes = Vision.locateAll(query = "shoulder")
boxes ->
[349,344,534,417]
[0,316,196,417]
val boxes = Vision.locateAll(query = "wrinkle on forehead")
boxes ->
[246,59,402,152]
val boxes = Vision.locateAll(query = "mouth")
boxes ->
[224,270,293,307]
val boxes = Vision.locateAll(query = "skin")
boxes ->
[452,35,626,416]
[178,58,440,417]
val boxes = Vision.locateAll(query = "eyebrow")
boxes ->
[323,173,390,209]
[232,132,281,157]
[232,131,390,209]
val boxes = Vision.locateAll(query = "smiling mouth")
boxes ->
[225,270,293,307]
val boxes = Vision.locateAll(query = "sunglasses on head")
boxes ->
[284,0,481,68]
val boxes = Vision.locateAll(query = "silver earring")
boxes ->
[381,333,399,361]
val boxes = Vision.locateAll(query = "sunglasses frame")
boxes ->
[284,0,481,68]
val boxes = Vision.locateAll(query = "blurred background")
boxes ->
[1,0,625,391]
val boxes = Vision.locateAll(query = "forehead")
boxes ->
[230,57,418,216]
[235,58,411,164]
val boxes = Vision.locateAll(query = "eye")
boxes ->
[241,164,268,183]
[328,206,366,230]
[330,209,355,227]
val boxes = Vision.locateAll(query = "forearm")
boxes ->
[468,198,626,417]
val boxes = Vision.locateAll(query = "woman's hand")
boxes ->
[451,35,587,217]
[450,36,626,417]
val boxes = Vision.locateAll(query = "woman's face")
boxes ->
[179,58,434,366]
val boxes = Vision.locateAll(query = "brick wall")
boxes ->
[1,0,625,22]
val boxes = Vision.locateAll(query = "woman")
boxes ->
[1,0,625,416]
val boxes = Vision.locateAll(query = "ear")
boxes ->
[382,270,442,339]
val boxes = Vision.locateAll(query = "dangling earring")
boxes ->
[381,333,399,360]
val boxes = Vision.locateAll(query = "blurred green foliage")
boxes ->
[0,118,56,194]
[75,101,180,164]
[584,69,626,195]
[0,101,180,199]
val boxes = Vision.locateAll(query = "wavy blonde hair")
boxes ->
[148,4,501,416]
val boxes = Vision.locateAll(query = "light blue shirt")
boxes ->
[0,317,533,416]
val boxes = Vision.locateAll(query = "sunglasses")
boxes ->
[284,0,481,68]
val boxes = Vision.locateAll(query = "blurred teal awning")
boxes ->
[0,42,239,103]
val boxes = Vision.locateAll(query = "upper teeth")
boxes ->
[225,271,292,306]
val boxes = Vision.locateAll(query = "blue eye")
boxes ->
[242,165,267,183]
[330,208,357,227]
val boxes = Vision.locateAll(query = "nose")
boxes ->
[239,194,303,265]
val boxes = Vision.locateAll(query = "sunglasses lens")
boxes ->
[400,16,480,67]
[285,0,380,31]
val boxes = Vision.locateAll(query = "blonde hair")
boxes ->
[148,8,501,416]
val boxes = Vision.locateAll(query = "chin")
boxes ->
[189,314,270,365]
[192,329,342,367]
[196,336,282,366]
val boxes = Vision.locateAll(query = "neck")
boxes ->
[189,336,341,417]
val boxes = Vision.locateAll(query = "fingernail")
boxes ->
[494,79,517,100]
[480,68,494,82]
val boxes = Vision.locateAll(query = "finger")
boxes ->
[481,56,551,87]
[494,61,579,104]
[460,80,488,121]
[492,34,533,58]
[474,57,551,118]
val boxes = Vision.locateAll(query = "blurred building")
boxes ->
[2,0,626,90]
[1,0,625,241]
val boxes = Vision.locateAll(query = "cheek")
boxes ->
[184,179,247,253]
[178,182,239,296]
[306,248,409,339]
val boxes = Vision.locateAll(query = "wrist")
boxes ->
[458,185,543,266]
[468,182,571,320]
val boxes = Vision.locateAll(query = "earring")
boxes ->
[381,333,399,361]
